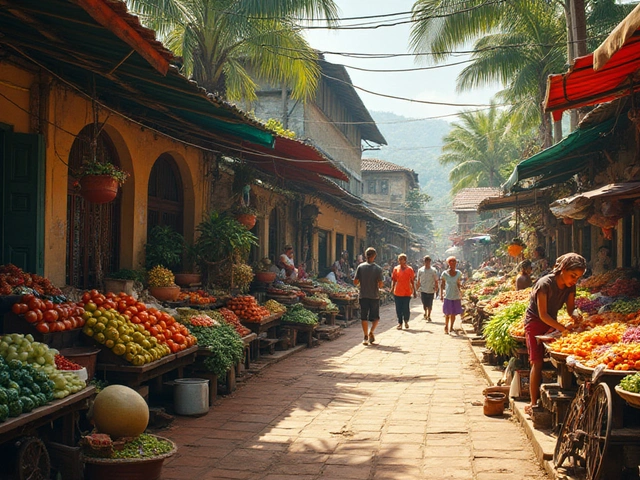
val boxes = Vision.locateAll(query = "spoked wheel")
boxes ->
[17,437,50,480]
[582,383,612,480]
[554,383,587,469]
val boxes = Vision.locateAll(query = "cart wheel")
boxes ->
[554,383,587,469]
[17,437,50,480]
[583,382,612,480]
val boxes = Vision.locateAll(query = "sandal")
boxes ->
[368,333,375,344]
[524,405,533,416]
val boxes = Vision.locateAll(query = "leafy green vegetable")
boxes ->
[483,301,527,356]
[282,304,318,325]
[620,373,640,393]
[189,323,244,378]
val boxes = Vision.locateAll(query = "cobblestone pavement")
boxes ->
[161,300,550,480]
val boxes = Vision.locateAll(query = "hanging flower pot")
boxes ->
[235,213,257,229]
[80,175,120,204]
[507,238,524,258]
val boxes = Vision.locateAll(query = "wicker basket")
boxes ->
[615,385,640,409]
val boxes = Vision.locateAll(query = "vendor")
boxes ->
[524,253,586,416]
[516,260,533,290]
[591,245,612,276]
[325,264,339,283]
[332,251,352,284]
[278,245,298,280]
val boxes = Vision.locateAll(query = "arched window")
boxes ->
[66,125,121,288]
[147,154,184,235]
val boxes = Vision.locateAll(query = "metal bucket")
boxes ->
[174,378,209,416]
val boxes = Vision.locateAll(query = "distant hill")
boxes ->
[363,111,455,255]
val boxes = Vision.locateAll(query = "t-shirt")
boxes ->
[392,265,415,297]
[441,270,462,300]
[354,262,383,299]
[525,273,576,324]
[417,266,439,294]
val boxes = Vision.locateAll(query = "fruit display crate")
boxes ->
[2,312,83,348]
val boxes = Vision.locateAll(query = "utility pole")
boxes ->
[566,0,587,132]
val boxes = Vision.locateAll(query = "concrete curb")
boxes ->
[461,322,568,480]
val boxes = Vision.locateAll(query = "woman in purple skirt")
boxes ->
[440,256,463,334]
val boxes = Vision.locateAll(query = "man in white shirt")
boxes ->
[416,256,440,321]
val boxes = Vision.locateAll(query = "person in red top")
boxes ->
[391,253,417,330]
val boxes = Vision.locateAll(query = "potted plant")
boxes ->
[193,211,257,288]
[104,268,145,295]
[147,265,180,302]
[174,244,202,287]
[254,257,276,283]
[229,204,258,230]
[77,159,129,204]
[144,225,184,271]
[507,237,525,257]
[230,162,258,229]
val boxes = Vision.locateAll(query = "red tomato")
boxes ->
[55,321,65,332]
[138,311,149,323]
[81,292,91,303]
[126,296,136,306]
[34,309,43,322]
[62,319,72,330]
[22,294,35,304]
[43,300,54,310]
[89,289,99,297]
[28,298,40,311]
[117,301,127,312]
[11,303,22,315]
[149,326,158,336]
[173,333,185,345]
[130,315,141,324]
[93,297,104,306]
[128,306,138,315]
[136,302,146,312]
[143,321,151,330]
[76,317,85,327]
[35,322,50,333]
[158,320,167,330]
[24,311,38,323]
[43,310,59,323]
[106,292,116,300]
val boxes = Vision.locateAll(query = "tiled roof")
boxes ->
[362,158,414,173]
[452,188,501,211]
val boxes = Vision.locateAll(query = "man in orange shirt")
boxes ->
[391,253,417,329]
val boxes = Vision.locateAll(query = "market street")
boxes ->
[161,301,549,480]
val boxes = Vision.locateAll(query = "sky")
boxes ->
[303,0,501,121]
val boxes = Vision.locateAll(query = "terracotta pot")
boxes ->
[148,285,180,302]
[80,175,119,204]
[507,244,523,257]
[255,271,276,283]
[483,392,506,416]
[84,436,176,480]
[235,213,256,229]
[104,278,135,296]
[174,273,202,286]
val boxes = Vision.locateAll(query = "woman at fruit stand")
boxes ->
[278,245,298,280]
[516,260,533,290]
[524,252,586,416]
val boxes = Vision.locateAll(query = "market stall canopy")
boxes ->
[0,0,274,148]
[550,182,640,219]
[478,189,547,212]
[502,116,625,192]
[545,3,640,121]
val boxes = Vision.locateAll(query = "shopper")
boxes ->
[391,253,417,330]
[416,255,439,321]
[524,253,586,416]
[516,260,533,290]
[440,256,463,334]
[354,247,384,346]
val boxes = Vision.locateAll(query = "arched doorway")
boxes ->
[66,125,121,288]
[147,154,184,235]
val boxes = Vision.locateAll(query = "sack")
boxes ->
[509,371,521,398]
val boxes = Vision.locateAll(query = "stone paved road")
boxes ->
[161,299,549,480]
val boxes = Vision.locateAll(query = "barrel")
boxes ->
[173,378,209,415]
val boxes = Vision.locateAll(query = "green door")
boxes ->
[1,132,45,274]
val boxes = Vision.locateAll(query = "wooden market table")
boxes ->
[280,321,317,348]
[240,312,284,357]
[95,345,198,395]
[0,386,95,480]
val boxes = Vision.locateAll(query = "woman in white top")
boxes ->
[278,245,298,280]
[440,256,463,334]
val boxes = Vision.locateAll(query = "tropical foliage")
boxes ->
[439,105,529,194]
[126,0,338,100]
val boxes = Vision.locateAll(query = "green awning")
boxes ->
[503,116,626,192]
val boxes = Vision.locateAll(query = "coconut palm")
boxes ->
[439,105,525,194]
[410,0,637,141]
[126,0,339,101]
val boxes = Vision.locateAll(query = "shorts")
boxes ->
[525,320,552,363]
[359,298,380,322]
[420,292,435,309]
[443,299,463,316]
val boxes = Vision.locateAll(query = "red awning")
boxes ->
[240,136,349,182]
[544,34,640,121]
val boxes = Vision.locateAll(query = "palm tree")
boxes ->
[439,105,525,194]
[126,0,339,101]
[409,0,637,143]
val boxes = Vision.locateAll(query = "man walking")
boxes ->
[416,255,439,321]
[354,247,384,345]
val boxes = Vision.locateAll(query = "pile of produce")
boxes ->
[600,277,640,297]
[197,323,244,378]
[176,308,250,337]
[11,293,86,333]
[82,307,171,365]
[302,294,328,307]
[483,302,528,356]
[0,356,54,420]
[177,290,217,305]
[147,265,177,288]
[232,263,254,292]
[264,299,286,314]
[215,308,252,336]
[620,372,640,393]
[226,296,271,322]
[0,264,62,296]
[610,298,640,315]
[575,296,605,314]
[267,284,305,297]
[579,269,632,291]
[81,290,196,354]
[0,333,84,401]
[54,354,82,371]
[483,289,531,313]
[282,304,318,325]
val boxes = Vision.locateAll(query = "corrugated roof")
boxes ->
[452,188,501,211]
